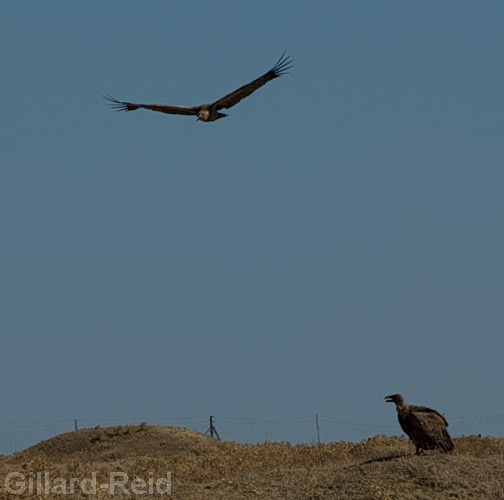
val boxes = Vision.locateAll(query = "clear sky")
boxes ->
[1,1,504,450]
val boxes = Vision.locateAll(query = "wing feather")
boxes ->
[408,411,454,451]
[102,95,198,116]
[409,405,449,427]
[212,52,293,110]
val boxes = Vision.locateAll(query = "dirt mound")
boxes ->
[4,432,504,499]
[327,453,504,500]
[15,424,220,462]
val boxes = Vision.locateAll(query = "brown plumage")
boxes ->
[103,52,292,122]
[385,394,454,455]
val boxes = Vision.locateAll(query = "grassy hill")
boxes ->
[1,425,503,499]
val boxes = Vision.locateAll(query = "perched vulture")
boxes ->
[103,52,292,122]
[385,394,454,455]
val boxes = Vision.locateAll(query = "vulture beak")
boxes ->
[385,395,394,403]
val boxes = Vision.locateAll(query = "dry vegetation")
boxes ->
[0,425,503,499]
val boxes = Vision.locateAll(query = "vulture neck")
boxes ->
[396,402,410,418]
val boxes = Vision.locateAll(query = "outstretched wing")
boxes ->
[212,52,293,110]
[102,95,199,117]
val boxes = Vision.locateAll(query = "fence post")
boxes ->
[74,419,78,431]
[315,414,321,444]
[206,416,221,440]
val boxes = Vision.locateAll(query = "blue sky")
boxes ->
[1,1,504,450]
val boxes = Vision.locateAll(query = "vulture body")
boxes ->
[103,52,292,122]
[385,394,454,455]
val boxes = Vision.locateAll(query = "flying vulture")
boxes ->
[103,52,292,122]
[385,394,454,455]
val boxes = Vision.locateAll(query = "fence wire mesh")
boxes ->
[0,413,502,455]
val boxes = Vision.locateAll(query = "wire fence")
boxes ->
[0,413,502,456]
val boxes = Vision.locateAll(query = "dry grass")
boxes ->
[0,426,503,499]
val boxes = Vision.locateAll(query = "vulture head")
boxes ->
[385,394,405,406]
